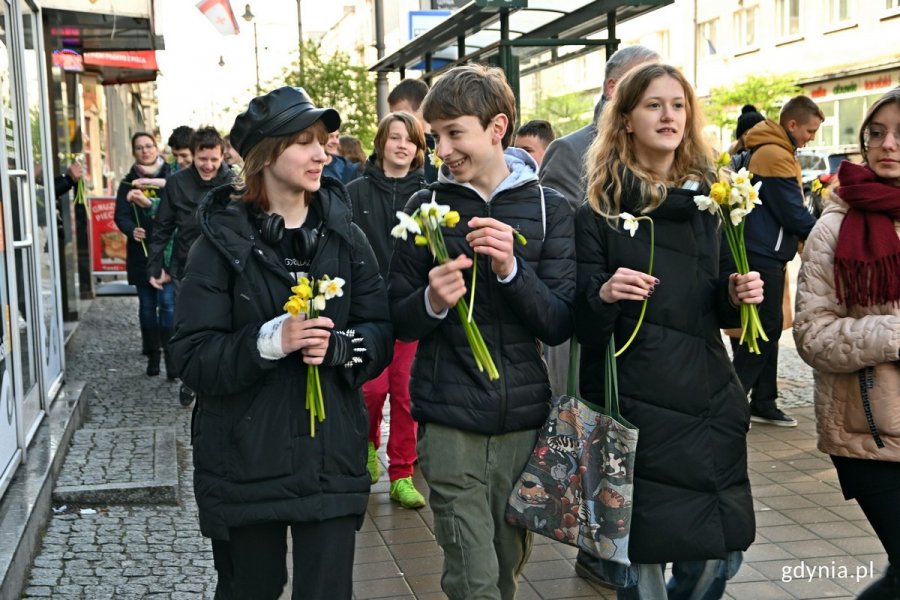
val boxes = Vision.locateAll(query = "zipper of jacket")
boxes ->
[485,197,508,432]
[774,226,784,252]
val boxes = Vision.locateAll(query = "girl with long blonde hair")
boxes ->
[574,63,763,598]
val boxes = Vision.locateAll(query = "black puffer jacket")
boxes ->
[389,149,575,435]
[574,174,755,564]
[147,163,235,280]
[348,158,426,279]
[114,162,172,285]
[169,178,393,541]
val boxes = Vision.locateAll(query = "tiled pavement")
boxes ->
[20,295,890,599]
[330,405,886,600]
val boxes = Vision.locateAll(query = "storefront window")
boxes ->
[807,100,834,149]
[839,96,865,147]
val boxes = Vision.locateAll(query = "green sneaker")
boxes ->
[367,442,381,484]
[389,476,426,509]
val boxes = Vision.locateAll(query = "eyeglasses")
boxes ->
[863,125,900,148]
[134,144,156,152]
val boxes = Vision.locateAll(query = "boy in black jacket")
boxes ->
[388,64,575,600]
[348,111,428,509]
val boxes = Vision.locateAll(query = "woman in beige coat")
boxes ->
[794,88,900,600]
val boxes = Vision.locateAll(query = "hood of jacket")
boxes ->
[361,156,426,195]
[436,146,539,199]
[198,175,356,279]
[744,119,795,155]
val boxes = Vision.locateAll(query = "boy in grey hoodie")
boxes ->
[388,64,575,600]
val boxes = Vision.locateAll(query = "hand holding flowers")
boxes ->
[393,199,504,380]
[599,213,656,356]
[283,275,345,436]
[694,152,768,353]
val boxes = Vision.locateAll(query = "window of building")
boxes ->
[807,100,835,149]
[696,19,718,58]
[827,0,854,24]
[776,0,801,37]
[733,5,759,49]
[839,96,865,146]
[886,0,900,9]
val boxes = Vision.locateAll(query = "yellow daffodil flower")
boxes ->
[443,211,460,228]
[717,151,731,168]
[291,279,313,301]
[414,235,428,246]
[710,182,731,205]
[284,296,305,316]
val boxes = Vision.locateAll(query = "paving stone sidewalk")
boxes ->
[21,296,889,599]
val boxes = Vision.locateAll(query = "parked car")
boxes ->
[796,150,857,217]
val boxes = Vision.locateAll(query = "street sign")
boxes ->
[475,0,528,7]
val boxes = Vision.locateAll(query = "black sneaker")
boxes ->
[750,405,797,427]
[179,385,196,407]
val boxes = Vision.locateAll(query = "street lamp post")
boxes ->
[242,3,261,96]
[297,0,304,83]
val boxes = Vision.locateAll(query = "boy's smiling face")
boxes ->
[430,114,508,195]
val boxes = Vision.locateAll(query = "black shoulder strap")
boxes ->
[729,149,753,172]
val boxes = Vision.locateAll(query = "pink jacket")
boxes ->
[793,199,900,461]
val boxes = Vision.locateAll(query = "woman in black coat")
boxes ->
[574,63,763,599]
[168,87,392,600]
[113,132,173,377]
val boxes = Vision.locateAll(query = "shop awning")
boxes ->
[83,51,159,85]
[44,0,163,54]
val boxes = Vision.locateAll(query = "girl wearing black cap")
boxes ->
[168,87,392,599]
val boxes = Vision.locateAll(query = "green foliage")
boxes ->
[523,90,595,137]
[704,74,802,129]
[279,40,377,150]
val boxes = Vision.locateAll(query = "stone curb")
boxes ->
[52,427,178,505]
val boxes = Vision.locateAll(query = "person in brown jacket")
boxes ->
[794,87,900,600]
[731,96,822,427]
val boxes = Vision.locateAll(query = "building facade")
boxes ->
[515,0,900,153]
[0,0,159,501]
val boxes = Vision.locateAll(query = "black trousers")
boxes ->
[730,264,785,409]
[212,515,358,600]
[857,489,900,568]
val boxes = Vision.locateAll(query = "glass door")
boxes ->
[23,1,63,400]
[0,0,22,491]
[2,0,43,444]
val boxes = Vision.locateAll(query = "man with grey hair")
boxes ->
[539,45,661,403]
[540,44,661,210]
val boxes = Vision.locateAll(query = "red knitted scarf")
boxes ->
[834,161,900,307]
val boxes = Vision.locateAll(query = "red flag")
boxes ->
[196,0,240,36]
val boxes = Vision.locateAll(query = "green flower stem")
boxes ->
[721,212,767,354]
[132,205,148,257]
[615,216,655,357]
[468,257,476,323]
[305,301,329,436]
[428,221,499,380]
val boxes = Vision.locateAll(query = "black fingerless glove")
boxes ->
[323,329,367,368]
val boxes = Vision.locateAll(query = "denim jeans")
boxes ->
[616,551,743,600]
[136,282,175,329]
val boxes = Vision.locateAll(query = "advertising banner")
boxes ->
[89,197,126,274]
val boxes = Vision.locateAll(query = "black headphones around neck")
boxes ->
[255,211,320,258]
